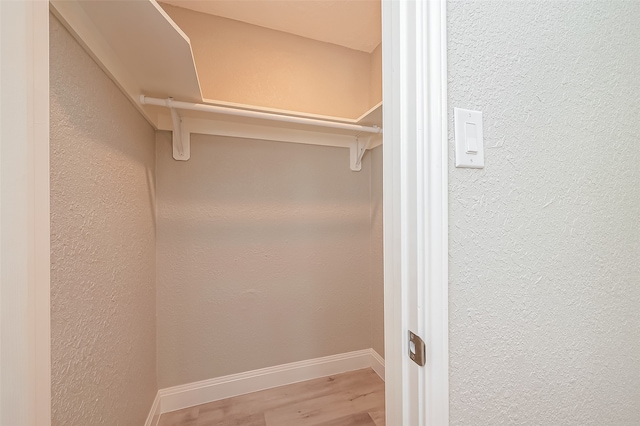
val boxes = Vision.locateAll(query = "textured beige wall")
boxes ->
[369,43,382,108]
[50,14,157,426]
[156,133,378,387]
[370,146,384,358]
[161,3,373,118]
[448,1,640,424]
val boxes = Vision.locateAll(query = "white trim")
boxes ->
[0,1,51,424]
[143,393,161,426]
[369,349,386,382]
[424,1,450,424]
[33,3,52,424]
[148,349,384,417]
[0,2,4,419]
[381,1,405,422]
[382,0,449,425]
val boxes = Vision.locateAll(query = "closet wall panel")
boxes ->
[50,14,157,426]
[156,133,375,388]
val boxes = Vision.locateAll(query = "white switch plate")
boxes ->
[454,108,484,168]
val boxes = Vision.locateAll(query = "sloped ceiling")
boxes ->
[159,0,381,53]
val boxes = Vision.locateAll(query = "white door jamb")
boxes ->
[382,0,449,424]
[0,1,51,425]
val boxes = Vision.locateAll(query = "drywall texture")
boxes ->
[156,133,378,388]
[50,14,157,426]
[161,3,374,118]
[448,1,640,424]
[370,146,384,358]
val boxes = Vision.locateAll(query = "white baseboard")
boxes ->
[143,392,161,426]
[369,349,385,382]
[146,348,386,419]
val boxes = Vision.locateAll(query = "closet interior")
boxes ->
[50,0,384,424]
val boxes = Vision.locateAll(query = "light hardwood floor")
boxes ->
[157,368,385,426]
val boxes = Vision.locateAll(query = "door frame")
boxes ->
[0,0,51,424]
[382,0,449,425]
[3,0,448,424]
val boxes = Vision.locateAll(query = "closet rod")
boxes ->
[140,95,382,134]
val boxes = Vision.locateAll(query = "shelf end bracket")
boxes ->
[168,98,190,161]
[349,136,372,172]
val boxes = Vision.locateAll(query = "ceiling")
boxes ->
[160,0,381,53]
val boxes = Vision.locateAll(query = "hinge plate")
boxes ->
[409,331,426,366]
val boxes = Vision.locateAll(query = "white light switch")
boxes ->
[454,108,484,168]
[465,122,478,153]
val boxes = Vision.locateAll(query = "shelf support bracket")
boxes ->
[168,98,190,161]
[350,136,372,172]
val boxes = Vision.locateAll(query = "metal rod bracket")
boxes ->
[349,136,372,172]
[167,98,190,161]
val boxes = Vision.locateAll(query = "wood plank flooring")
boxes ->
[157,368,385,426]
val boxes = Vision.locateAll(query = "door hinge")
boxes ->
[409,331,426,366]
